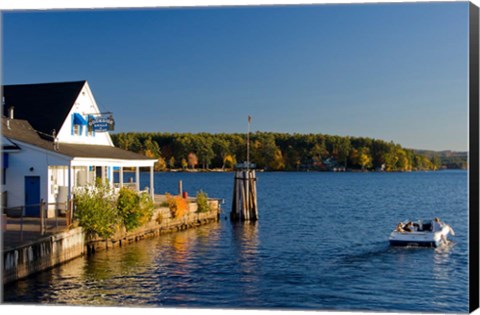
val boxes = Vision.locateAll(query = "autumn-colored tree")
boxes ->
[384,146,399,171]
[431,154,441,171]
[142,136,161,157]
[155,157,167,171]
[395,148,410,171]
[213,137,231,168]
[181,158,188,170]
[414,155,433,170]
[187,152,198,169]
[169,156,176,169]
[358,147,373,170]
[269,149,285,170]
[110,131,456,172]
[223,154,236,170]
[141,136,166,171]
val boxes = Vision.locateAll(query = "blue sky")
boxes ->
[2,2,470,151]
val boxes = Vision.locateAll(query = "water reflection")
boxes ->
[152,222,224,305]
[3,171,468,312]
[87,247,151,280]
[231,222,260,301]
[432,241,455,282]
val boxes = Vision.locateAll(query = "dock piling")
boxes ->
[231,168,258,222]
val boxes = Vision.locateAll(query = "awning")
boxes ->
[73,113,88,125]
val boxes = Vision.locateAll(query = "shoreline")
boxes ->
[117,168,467,174]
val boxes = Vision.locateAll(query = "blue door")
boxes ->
[25,176,41,217]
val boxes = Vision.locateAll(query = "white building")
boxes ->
[1,80,157,217]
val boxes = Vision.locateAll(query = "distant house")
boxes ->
[320,157,345,172]
[2,81,157,217]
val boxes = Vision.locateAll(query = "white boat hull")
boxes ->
[389,224,453,248]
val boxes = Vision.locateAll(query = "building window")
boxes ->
[72,113,87,136]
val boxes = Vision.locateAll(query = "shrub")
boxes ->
[159,200,169,207]
[117,188,141,231]
[75,178,157,238]
[166,193,189,218]
[117,188,154,231]
[74,181,119,239]
[138,191,154,225]
[196,190,211,213]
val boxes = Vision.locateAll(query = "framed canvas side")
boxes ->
[470,2,480,313]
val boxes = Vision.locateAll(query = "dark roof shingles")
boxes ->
[3,81,86,136]
[2,118,153,161]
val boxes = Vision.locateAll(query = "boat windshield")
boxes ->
[418,221,432,232]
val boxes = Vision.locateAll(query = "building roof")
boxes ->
[2,81,86,136]
[2,136,20,151]
[2,118,155,161]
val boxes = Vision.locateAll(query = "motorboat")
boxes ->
[389,219,455,247]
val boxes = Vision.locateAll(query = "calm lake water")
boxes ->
[3,171,469,313]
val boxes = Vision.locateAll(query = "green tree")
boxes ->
[115,133,142,152]
[194,135,215,169]
[336,137,351,167]
[252,133,278,170]
[284,146,301,170]
[213,137,231,169]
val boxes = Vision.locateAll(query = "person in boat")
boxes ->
[412,222,420,231]
[396,223,405,232]
[403,222,417,232]
[433,217,444,232]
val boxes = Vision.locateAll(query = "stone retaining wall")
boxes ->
[3,199,220,284]
[86,200,220,253]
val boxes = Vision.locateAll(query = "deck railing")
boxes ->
[2,200,73,242]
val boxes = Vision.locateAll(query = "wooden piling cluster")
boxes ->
[231,169,258,221]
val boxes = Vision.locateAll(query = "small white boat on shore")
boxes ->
[389,218,455,248]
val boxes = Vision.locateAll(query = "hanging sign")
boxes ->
[88,114,115,132]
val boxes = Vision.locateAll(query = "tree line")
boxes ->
[111,132,461,172]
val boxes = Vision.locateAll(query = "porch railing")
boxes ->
[2,199,74,242]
